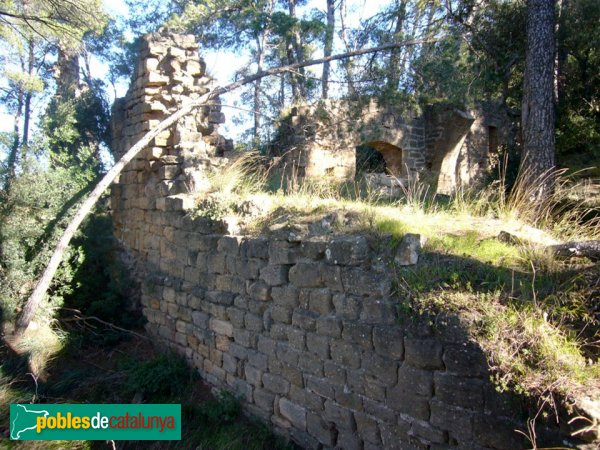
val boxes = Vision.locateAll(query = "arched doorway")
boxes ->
[356,141,404,177]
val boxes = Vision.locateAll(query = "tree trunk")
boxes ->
[322,0,335,99]
[520,0,556,199]
[288,0,307,100]
[14,38,429,333]
[254,33,265,141]
[5,91,23,191]
[555,0,569,110]
[387,0,407,91]
[339,0,357,97]
[21,40,35,154]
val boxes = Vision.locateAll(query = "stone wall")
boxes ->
[110,32,587,449]
[271,100,426,181]
[272,100,511,195]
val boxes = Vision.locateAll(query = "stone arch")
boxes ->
[364,141,404,176]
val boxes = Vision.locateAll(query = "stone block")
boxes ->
[373,325,404,360]
[222,353,238,374]
[289,385,324,412]
[242,237,269,259]
[253,387,275,413]
[321,264,344,291]
[271,285,299,308]
[325,235,370,265]
[341,268,392,297]
[307,289,333,315]
[271,305,292,324]
[360,298,397,324]
[342,322,373,349]
[246,280,271,301]
[192,311,209,328]
[434,373,484,410]
[442,344,488,376]
[206,253,227,274]
[307,412,336,447]
[395,233,425,266]
[397,364,433,397]
[323,361,345,384]
[316,316,342,338]
[260,264,290,286]
[473,414,525,449]
[297,352,323,376]
[305,375,335,399]
[291,309,318,332]
[334,387,363,412]
[336,429,362,450]
[206,290,235,306]
[361,353,398,386]
[301,239,328,259]
[404,337,443,369]
[248,350,268,370]
[324,400,355,431]
[244,313,264,332]
[330,340,361,369]
[409,420,447,444]
[233,328,254,348]
[289,263,323,288]
[430,399,473,441]
[209,318,233,337]
[279,398,307,430]
[217,235,242,255]
[257,335,277,356]
[269,240,299,264]
[355,412,381,445]
[287,327,305,351]
[306,333,330,359]
[263,373,290,395]
[276,342,300,366]
[229,342,249,360]
[379,421,415,450]
[226,307,245,328]
[332,294,361,320]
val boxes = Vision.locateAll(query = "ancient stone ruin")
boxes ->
[272,99,510,195]
[109,31,593,449]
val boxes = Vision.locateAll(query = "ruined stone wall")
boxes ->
[272,100,426,181]
[110,33,582,450]
[274,100,511,195]
[424,103,512,194]
[112,194,576,449]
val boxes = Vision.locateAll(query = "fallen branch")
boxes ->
[15,38,431,333]
[499,231,600,262]
[549,240,600,262]
[59,308,151,341]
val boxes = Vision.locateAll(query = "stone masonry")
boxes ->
[110,32,591,449]
[272,100,511,195]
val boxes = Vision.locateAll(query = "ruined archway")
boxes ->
[365,140,404,176]
[357,141,406,199]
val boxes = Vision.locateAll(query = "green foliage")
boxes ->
[198,390,241,424]
[43,85,110,172]
[0,161,95,322]
[124,353,191,399]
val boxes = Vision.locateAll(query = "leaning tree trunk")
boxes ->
[520,0,556,199]
[15,39,430,334]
